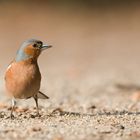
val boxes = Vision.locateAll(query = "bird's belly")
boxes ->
[5,62,41,99]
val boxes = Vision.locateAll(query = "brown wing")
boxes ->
[38,91,49,99]
[5,60,15,80]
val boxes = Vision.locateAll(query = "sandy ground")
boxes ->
[0,82,140,140]
[0,1,140,140]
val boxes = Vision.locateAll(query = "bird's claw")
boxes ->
[10,113,15,119]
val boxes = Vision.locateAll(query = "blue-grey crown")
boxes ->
[15,39,42,62]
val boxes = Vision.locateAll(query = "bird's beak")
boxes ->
[41,44,52,51]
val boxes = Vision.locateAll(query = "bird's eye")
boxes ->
[33,42,42,48]
[33,43,38,48]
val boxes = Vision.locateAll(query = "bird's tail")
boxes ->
[37,91,49,99]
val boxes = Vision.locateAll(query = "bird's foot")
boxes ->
[10,113,15,119]
[30,113,41,118]
[36,111,41,117]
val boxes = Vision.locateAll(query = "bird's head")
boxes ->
[15,39,52,62]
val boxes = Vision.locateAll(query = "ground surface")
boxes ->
[0,82,140,140]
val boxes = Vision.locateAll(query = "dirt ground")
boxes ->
[0,82,140,140]
[0,1,140,140]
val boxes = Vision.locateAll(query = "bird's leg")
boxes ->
[10,98,16,119]
[34,95,39,116]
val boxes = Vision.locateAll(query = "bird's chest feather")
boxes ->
[5,60,41,98]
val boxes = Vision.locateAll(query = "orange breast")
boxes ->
[5,60,41,99]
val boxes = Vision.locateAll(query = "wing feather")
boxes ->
[38,91,49,99]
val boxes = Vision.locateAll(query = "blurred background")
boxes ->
[0,0,140,110]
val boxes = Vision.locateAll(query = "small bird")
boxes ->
[5,39,52,118]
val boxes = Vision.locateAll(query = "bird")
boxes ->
[5,39,52,118]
